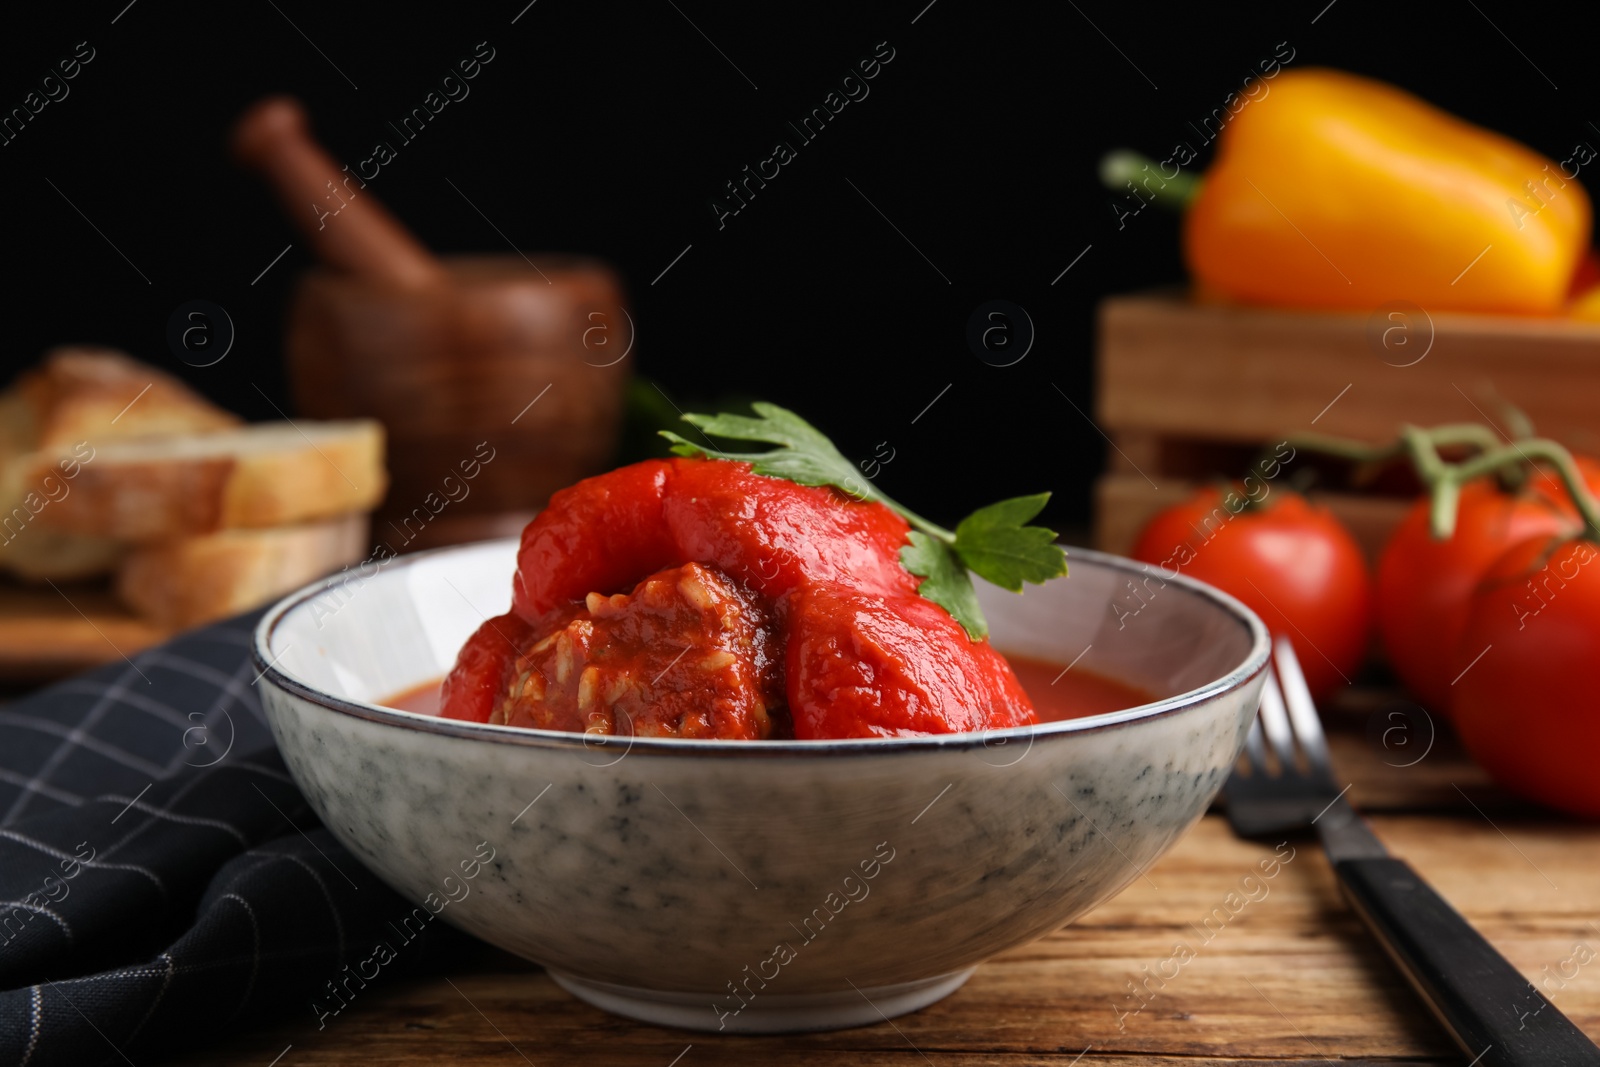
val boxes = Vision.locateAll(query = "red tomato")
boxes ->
[1130,488,1372,700]
[1375,463,1600,716]
[1452,535,1600,818]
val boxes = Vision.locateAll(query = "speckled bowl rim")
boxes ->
[253,538,1270,758]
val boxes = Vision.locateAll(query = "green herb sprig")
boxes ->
[661,402,1068,640]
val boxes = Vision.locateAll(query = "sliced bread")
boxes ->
[116,513,370,629]
[26,419,387,541]
[11,345,240,451]
[0,347,243,579]
[0,529,125,582]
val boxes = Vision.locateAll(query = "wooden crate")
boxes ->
[1093,291,1600,563]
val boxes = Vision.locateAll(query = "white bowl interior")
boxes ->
[274,540,516,705]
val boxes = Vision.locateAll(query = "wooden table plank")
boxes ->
[168,810,1600,1066]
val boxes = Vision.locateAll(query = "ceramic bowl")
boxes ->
[254,539,1268,1033]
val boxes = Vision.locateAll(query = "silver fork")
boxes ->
[1223,638,1600,1067]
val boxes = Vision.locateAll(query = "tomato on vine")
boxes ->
[1376,456,1600,716]
[1453,533,1600,818]
[1130,485,1372,701]
[1295,426,1600,819]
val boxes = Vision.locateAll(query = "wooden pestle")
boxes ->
[231,95,631,546]
[232,96,446,291]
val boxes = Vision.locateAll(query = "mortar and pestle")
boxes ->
[232,97,630,549]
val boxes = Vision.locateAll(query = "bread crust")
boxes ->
[117,514,370,629]
[20,346,240,449]
[27,420,386,540]
[0,347,244,578]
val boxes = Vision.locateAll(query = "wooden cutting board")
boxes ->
[0,579,169,680]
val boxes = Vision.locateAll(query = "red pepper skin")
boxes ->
[783,584,1038,739]
[663,459,918,601]
[449,458,1037,738]
[439,611,536,723]
[512,458,916,621]
[513,460,677,620]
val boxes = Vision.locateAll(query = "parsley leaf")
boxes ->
[662,403,864,493]
[900,532,988,640]
[954,493,1070,591]
[662,402,1068,640]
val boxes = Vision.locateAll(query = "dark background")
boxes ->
[0,0,1592,531]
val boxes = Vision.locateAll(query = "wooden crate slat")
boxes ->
[1098,293,1600,452]
[1093,293,1600,562]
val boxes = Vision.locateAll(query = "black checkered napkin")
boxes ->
[0,612,468,1067]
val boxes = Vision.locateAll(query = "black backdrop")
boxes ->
[1,0,1593,531]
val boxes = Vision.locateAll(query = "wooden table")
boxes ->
[175,689,1600,1066]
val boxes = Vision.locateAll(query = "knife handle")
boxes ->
[1336,857,1600,1066]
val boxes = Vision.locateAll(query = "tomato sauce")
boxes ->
[387,680,442,716]
[1004,655,1153,722]
[385,653,1151,725]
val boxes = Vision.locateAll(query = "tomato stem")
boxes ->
[1289,423,1502,466]
[1487,400,1536,493]
[1289,422,1598,541]
[1442,437,1600,543]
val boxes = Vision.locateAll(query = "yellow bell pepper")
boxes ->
[1571,285,1600,320]
[1181,69,1591,316]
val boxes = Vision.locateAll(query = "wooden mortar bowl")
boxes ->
[285,254,630,543]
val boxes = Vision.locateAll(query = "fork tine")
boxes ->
[1273,637,1332,776]
[1256,666,1296,772]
